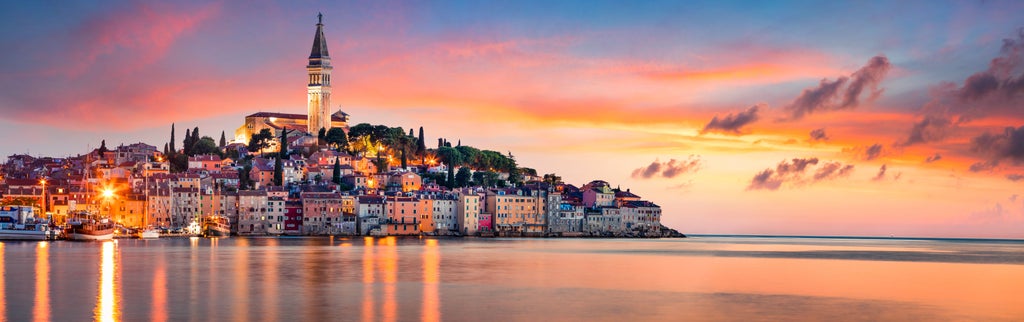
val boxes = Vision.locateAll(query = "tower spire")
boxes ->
[307,13,333,134]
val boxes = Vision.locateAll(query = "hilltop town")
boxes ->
[0,14,672,238]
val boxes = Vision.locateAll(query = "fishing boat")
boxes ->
[68,212,115,241]
[202,215,231,237]
[0,206,54,240]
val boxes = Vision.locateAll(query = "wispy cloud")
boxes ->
[701,104,763,135]
[631,156,703,179]
[783,55,891,120]
[748,158,855,190]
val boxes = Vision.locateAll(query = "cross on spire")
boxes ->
[318,12,323,24]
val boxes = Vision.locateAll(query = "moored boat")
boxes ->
[68,212,115,241]
[202,215,231,237]
[0,206,53,240]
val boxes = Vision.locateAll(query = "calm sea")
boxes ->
[1,236,1022,321]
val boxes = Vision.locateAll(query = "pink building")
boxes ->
[478,213,493,232]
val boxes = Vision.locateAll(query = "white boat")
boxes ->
[0,206,52,241]
[139,228,160,239]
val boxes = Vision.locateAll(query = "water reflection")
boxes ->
[151,249,167,322]
[95,241,119,322]
[263,238,279,322]
[233,238,248,322]
[422,239,440,322]
[34,242,49,322]
[382,237,397,322]
[361,237,374,322]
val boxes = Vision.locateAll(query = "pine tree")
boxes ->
[98,140,108,155]
[219,131,227,148]
[163,143,169,157]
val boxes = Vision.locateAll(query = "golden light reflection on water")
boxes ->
[95,241,119,322]
[361,237,375,322]
[151,250,167,322]
[263,238,279,322]
[33,242,49,322]
[233,238,248,322]
[382,237,397,322]
[422,239,440,322]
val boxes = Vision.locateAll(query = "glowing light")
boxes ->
[102,188,115,199]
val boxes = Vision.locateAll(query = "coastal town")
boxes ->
[0,14,672,240]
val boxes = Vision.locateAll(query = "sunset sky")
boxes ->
[2,1,1023,238]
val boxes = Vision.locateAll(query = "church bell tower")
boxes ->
[307,12,332,134]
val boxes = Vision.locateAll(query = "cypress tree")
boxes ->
[273,129,289,186]
[219,131,227,148]
[417,127,426,155]
[170,123,176,153]
[183,128,192,156]
[447,165,456,188]
[400,148,407,169]
[332,157,341,185]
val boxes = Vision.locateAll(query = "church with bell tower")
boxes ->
[235,13,349,145]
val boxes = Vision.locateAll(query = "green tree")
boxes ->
[192,137,221,156]
[455,167,472,187]
[543,173,563,185]
[455,146,480,168]
[219,131,227,148]
[436,147,464,167]
[248,129,273,156]
[240,163,253,190]
[325,128,348,151]
[318,127,327,144]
